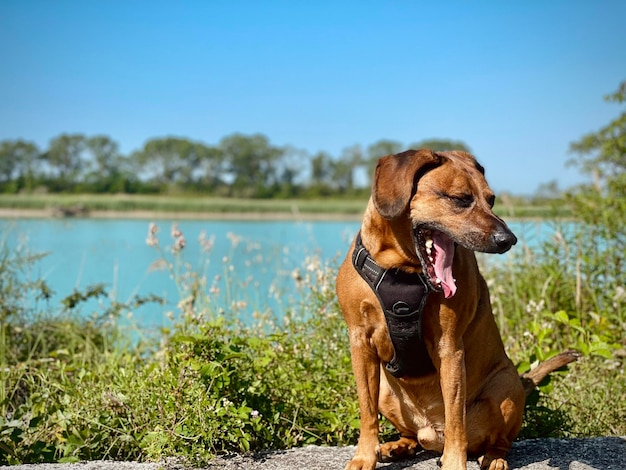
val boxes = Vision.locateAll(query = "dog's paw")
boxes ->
[377,436,419,462]
[344,455,377,470]
[478,454,509,470]
[439,451,467,470]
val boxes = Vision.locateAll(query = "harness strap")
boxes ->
[352,232,436,378]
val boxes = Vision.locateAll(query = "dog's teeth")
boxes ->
[428,256,434,262]
[436,277,442,284]
[425,239,434,256]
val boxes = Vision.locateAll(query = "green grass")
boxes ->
[0,194,367,216]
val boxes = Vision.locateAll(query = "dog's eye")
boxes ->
[448,194,474,208]
[486,195,496,208]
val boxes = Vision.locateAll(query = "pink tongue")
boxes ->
[432,231,456,298]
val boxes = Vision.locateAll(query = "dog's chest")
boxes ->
[352,233,436,378]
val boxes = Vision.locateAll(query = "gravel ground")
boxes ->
[9,437,625,470]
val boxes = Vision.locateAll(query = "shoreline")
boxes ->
[0,207,556,223]
[0,207,364,221]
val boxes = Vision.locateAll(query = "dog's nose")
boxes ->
[491,227,517,252]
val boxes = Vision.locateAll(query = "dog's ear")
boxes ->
[373,149,443,220]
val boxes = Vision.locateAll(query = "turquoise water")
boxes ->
[1,218,361,329]
[1,218,555,330]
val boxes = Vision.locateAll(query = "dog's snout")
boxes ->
[492,227,517,253]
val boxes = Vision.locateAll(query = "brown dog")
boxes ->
[336,149,577,470]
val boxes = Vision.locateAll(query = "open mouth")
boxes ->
[413,227,457,298]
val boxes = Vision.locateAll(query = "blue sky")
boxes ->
[1,1,625,194]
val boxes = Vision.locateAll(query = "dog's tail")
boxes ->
[520,350,581,398]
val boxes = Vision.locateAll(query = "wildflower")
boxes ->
[291,268,303,282]
[146,222,159,247]
[172,234,186,253]
[164,223,186,253]
[177,296,195,312]
[148,258,168,272]
[305,256,320,272]
[525,299,545,315]
[613,286,625,310]
[250,410,260,419]
[227,231,242,248]
[198,231,215,253]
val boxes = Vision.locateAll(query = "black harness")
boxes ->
[351,232,436,378]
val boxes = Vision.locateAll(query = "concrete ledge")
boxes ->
[9,437,626,470]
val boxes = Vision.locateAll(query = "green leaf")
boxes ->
[516,361,531,374]
[554,310,569,324]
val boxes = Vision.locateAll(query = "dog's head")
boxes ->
[372,149,517,298]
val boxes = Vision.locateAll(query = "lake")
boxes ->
[1,217,555,330]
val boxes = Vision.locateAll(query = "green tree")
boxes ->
[0,142,17,183]
[85,135,121,177]
[219,133,285,197]
[330,145,363,193]
[569,81,626,184]
[310,151,333,185]
[194,144,225,191]
[408,138,471,153]
[364,139,404,183]
[363,139,471,186]
[83,135,142,193]
[0,140,40,191]
[132,137,215,187]
[43,134,87,188]
[308,151,334,196]
[534,180,562,200]
[273,146,305,197]
[566,80,625,315]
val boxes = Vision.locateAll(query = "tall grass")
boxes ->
[1,208,624,464]
[480,207,625,437]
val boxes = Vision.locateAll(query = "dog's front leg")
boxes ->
[345,332,381,470]
[439,337,468,470]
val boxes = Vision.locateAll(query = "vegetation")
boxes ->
[0,130,569,217]
[0,82,624,465]
[0,134,474,198]
[0,193,369,217]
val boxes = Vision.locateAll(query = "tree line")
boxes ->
[0,134,469,198]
